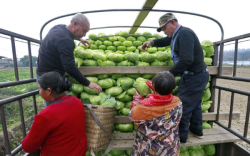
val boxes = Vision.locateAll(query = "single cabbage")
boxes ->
[94,40,103,46]
[137,36,146,42]
[133,41,142,46]
[97,78,114,89]
[107,46,116,51]
[151,60,167,66]
[75,57,83,68]
[133,77,151,96]
[147,47,157,53]
[71,84,84,94]
[137,61,150,66]
[203,144,215,156]
[126,74,141,79]
[97,74,110,79]
[204,57,213,66]
[127,46,136,52]
[82,59,97,66]
[127,88,136,96]
[103,41,112,46]
[117,77,134,90]
[124,52,139,64]
[139,53,155,63]
[115,101,125,110]
[123,41,133,47]
[99,94,117,107]
[105,86,123,96]
[117,46,127,51]
[111,74,125,79]
[142,74,155,79]
[155,51,171,61]
[201,40,214,57]
[83,86,98,95]
[108,53,124,63]
[202,88,211,101]
[88,34,97,40]
[75,47,92,59]
[142,32,152,38]
[98,33,108,41]
[86,76,98,83]
[92,52,107,61]
[97,60,116,66]
[90,95,102,105]
[113,41,122,46]
[117,60,134,66]
[126,36,136,42]
[202,122,212,129]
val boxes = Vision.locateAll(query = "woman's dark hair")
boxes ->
[38,72,72,94]
[152,71,176,95]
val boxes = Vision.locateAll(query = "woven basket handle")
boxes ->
[85,104,114,156]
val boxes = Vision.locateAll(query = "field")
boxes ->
[213,67,250,150]
[0,67,250,152]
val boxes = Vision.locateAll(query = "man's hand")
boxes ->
[80,38,91,48]
[88,82,102,93]
[141,40,153,52]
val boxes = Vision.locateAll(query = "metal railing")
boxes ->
[211,33,250,144]
[0,28,40,156]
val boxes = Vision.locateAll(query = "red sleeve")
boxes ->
[22,113,54,153]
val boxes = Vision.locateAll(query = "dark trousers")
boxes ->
[178,71,209,142]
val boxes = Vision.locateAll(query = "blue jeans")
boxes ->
[36,74,49,107]
[178,71,209,142]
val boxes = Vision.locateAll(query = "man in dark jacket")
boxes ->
[141,13,209,143]
[37,13,102,106]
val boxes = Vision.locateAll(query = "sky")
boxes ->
[0,0,249,59]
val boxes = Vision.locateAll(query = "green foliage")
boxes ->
[20,55,38,67]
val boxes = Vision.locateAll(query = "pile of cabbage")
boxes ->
[70,31,215,155]
[180,144,216,156]
[73,31,175,68]
[201,40,214,66]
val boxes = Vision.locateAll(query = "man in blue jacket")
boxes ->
[141,13,209,143]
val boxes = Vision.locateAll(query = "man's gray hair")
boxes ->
[71,13,89,25]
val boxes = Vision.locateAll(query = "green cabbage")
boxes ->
[201,40,214,57]
[127,46,136,52]
[90,95,102,105]
[111,74,125,79]
[124,52,139,64]
[142,74,155,79]
[151,60,167,66]
[88,34,97,40]
[133,41,142,46]
[75,57,83,68]
[126,74,141,79]
[105,86,123,96]
[83,86,98,95]
[139,53,155,63]
[137,61,150,66]
[94,40,103,46]
[75,47,92,59]
[97,78,114,89]
[117,46,127,51]
[127,88,136,96]
[108,53,124,63]
[155,51,171,61]
[203,144,215,156]
[71,84,84,94]
[115,101,125,110]
[204,57,213,65]
[82,59,97,66]
[86,76,98,83]
[92,52,107,61]
[99,94,117,107]
[202,88,211,101]
[133,77,151,96]
[147,47,157,53]
[98,33,108,41]
[126,36,136,42]
[113,41,122,46]
[202,122,212,129]
[117,77,134,90]
[123,41,133,47]
[98,45,107,50]
[107,46,116,51]
[117,60,134,66]
[97,60,116,66]
[103,41,112,46]
[97,74,110,79]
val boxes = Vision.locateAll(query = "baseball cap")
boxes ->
[157,13,177,32]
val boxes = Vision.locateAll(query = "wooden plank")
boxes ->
[111,128,240,150]
[77,66,232,76]
[114,112,240,123]
[129,0,158,34]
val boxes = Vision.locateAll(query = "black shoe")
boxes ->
[180,138,187,143]
[189,131,203,139]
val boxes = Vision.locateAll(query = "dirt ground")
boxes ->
[213,67,250,151]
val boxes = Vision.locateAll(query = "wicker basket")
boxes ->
[84,104,116,151]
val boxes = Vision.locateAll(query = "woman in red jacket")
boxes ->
[22,71,87,156]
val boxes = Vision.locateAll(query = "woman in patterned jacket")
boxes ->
[129,71,182,156]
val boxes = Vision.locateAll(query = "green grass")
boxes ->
[0,67,44,131]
